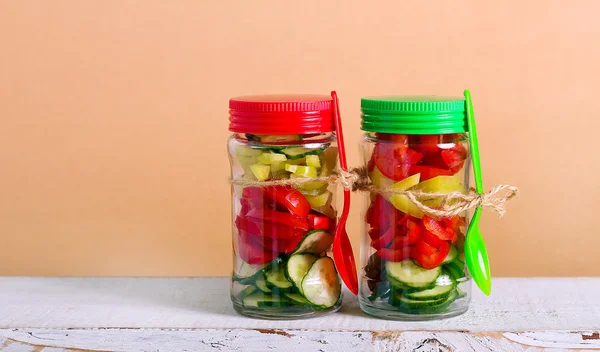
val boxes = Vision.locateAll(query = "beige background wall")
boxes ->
[1,1,599,277]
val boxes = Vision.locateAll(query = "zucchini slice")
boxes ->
[291,230,334,255]
[385,260,441,289]
[301,257,341,309]
[285,254,318,292]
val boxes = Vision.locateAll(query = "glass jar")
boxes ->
[358,96,472,320]
[228,95,342,319]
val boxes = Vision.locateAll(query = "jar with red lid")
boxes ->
[359,96,472,320]
[228,95,342,319]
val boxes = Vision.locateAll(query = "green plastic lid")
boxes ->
[361,96,467,134]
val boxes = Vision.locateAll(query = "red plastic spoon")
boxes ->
[331,91,359,295]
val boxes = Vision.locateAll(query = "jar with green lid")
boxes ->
[359,96,472,320]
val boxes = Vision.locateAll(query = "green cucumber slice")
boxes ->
[286,254,318,292]
[282,145,328,159]
[301,257,341,308]
[291,230,334,255]
[283,293,310,305]
[233,261,267,285]
[242,293,291,307]
[386,260,441,289]
[443,259,466,280]
[404,282,455,301]
[389,289,458,312]
[442,246,459,264]
[238,286,258,298]
[265,268,293,290]
[255,273,272,293]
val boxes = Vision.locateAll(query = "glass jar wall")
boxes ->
[358,97,472,320]
[228,95,342,319]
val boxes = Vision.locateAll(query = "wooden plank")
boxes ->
[1,277,600,332]
[1,329,600,351]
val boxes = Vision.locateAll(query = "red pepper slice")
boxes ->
[410,239,449,269]
[366,195,404,231]
[389,218,422,248]
[370,226,396,250]
[245,208,310,232]
[307,214,332,230]
[241,187,267,210]
[422,216,457,242]
[373,143,424,181]
[238,229,277,264]
[255,232,303,254]
[263,186,310,217]
[441,142,467,170]
[378,247,411,262]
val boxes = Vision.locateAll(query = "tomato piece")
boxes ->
[263,186,310,217]
[418,151,447,169]
[238,229,277,264]
[413,135,441,156]
[409,165,454,181]
[370,226,396,250]
[410,239,449,269]
[372,138,422,181]
[378,247,411,262]
[422,216,456,241]
[307,214,331,230]
[441,142,467,169]
[389,218,422,248]
[377,133,409,144]
[246,208,309,231]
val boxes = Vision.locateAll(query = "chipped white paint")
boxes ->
[0,277,599,351]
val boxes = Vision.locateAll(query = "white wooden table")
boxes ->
[1,277,599,351]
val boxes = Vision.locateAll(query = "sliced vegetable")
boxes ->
[413,175,466,207]
[233,260,268,284]
[378,247,411,262]
[250,164,270,181]
[286,253,318,292]
[411,233,450,269]
[265,268,293,290]
[255,273,272,293]
[282,146,328,159]
[292,230,334,255]
[423,216,456,242]
[369,166,395,189]
[238,229,277,264]
[285,164,318,178]
[306,155,321,168]
[301,257,341,308]
[307,214,332,230]
[404,280,455,301]
[443,259,466,280]
[442,246,459,264]
[385,260,441,289]
[388,173,424,218]
[305,191,332,208]
[263,186,311,217]
[242,293,291,307]
[246,208,309,231]
[284,292,310,305]
[257,152,287,165]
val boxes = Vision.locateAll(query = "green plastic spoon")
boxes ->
[463,90,492,296]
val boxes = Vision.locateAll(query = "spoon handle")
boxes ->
[464,90,483,193]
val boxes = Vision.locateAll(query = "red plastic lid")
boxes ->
[229,94,335,135]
